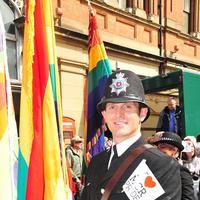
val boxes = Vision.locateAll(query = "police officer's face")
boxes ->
[157,143,179,158]
[101,102,147,144]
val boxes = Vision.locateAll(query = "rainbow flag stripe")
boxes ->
[17,0,70,199]
[86,14,112,163]
[0,13,18,200]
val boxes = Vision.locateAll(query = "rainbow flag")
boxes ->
[85,13,112,164]
[0,13,19,199]
[17,0,71,199]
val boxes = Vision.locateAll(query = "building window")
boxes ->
[143,0,148,14]
[183,0,191,34]
[6,34,18,78]
[143,0,150,15]
[0,0,22,81]
[126,0,133,10]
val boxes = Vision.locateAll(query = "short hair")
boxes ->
[196,134,200,142]
[168,97,176,102]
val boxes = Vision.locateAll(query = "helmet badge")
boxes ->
[110,72,129,96]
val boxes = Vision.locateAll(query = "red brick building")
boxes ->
[52,0,200,138]
[1,0,200,139]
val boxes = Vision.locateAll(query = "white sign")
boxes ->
[123,160,165,200]
[182,141,192,152]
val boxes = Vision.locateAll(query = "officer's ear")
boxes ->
[101,110,106,121]
[139,107,148,122]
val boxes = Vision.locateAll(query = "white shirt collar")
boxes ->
[108,132,141,169]
[114,132,141,157]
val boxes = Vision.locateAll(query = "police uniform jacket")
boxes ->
[81,137,182,200]
[180,165,195,200]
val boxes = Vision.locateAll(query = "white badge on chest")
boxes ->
[123,159,165,200]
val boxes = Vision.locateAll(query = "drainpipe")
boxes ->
[158,0,165,75]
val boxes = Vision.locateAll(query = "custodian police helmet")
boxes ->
[153,132,184,152]
[97,70,150,122]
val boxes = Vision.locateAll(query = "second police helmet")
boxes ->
[153,132,184,152]
[97,70,150,122]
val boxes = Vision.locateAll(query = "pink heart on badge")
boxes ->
[144,176,156,188]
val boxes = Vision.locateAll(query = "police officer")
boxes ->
[81,70,182,200]
[153,132,195,200]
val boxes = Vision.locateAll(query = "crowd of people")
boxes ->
[65,70,200,200]
[148,132,200,200]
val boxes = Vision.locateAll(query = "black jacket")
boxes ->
[81,137,182,200]
[156,105,183,136]
[180,165,195,200]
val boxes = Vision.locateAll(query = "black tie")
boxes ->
[109,145,118,170]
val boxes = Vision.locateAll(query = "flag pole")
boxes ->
[85,0,112,164]
[86,0,95,16]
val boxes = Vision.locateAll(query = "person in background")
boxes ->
[104,136,113,150]
[153,132,195,200]
[81,70,182,200]
[66,159,77,199]
[156,97,182,137]
[181,136,200,200]
[196,134,200,157]
[66,136,84,200]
